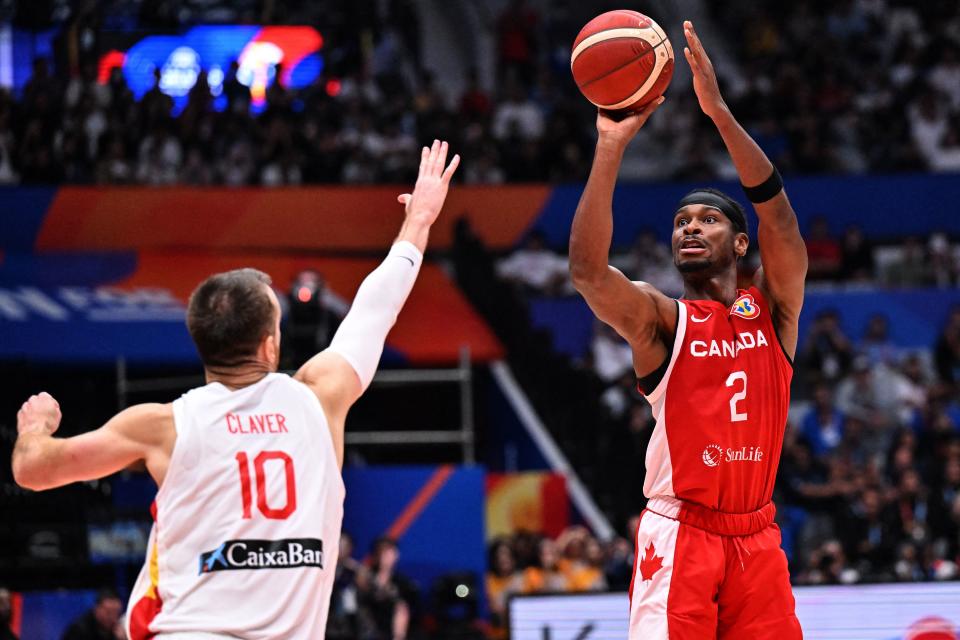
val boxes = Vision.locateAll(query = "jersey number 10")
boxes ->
[235,451,298,519]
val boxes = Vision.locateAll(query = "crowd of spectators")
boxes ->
[776,303,960,584]
[3,0,959,188]
[61,590,125,640]
[485,525,634,636]
[803,217,960,288]
[712,0,960,176]
[0,0,593,187]
[327,534,423,640]
[328,533,487,640]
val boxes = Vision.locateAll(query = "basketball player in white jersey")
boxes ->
[11,140,460,639]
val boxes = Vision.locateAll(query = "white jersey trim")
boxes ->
[642,300,687,500]
[644,300,687,405]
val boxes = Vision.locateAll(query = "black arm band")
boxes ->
[741,167,783,204]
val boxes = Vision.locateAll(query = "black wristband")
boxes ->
[741,167,783,203]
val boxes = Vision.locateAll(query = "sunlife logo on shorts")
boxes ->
[198,538,323,574]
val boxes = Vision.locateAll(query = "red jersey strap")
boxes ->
[645,496,776,537]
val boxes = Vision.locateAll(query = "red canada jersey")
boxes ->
[641,286,792,513]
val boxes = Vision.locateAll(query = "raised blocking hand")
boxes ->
[396,139,460,228]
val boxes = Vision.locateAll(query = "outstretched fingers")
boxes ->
[434,140,447,175]
[415,139,458,185]
[427,139,441,175]
[683,21,700,55]
[442,153,461,182]
[684,21,711,67]
[418,145,430,176]
[684,46,701,74]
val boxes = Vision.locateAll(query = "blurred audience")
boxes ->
[802,310,854,384]
[6,0,960,189]
[61,589,123,640]
[611,230,683,298]
[936,307,960,384]
[805,216,843,281]
[325,535,419,640]
[327,533,366,640]
[495,233,569,296]
[362,537,417,640]
[485,525,627,636]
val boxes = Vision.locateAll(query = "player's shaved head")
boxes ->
[187,268,277,368]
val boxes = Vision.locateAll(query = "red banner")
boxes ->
[37,186,550,252]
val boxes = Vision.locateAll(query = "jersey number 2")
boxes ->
[725,371,748,423]
[235,451,297,519]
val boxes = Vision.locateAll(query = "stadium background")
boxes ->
[1,0,960,637]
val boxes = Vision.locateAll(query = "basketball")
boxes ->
[570,10,674,113]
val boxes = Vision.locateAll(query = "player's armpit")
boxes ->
[753,262,804,361]
[13,403,173,491]
[294,350,363,415]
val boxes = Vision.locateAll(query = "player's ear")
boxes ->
[261,332,280,367]
[735,232,749,259]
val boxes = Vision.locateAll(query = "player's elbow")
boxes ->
[12,457,45,491]
[569,262,604,292]
[797,251,810,279]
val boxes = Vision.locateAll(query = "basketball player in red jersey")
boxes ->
[12,141,459,639]
[570,22,806,639]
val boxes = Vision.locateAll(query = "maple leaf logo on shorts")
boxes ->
[639,541,664,581]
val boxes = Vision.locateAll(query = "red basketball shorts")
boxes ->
[628,496,803,639]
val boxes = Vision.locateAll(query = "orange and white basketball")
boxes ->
[570,10,674,113]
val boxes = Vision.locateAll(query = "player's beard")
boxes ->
[675,256,713,273]
[674,237,738,275]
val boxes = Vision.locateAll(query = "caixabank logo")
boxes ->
[199,538,323,574]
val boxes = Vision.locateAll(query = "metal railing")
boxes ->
[115,347,475,463]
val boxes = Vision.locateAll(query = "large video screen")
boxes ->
[509,584,960,639]
[97,25,323,113]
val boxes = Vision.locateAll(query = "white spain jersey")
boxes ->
[126,373,345,640]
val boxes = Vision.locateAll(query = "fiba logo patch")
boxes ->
[702,444,723,467]
[730,294,759,319]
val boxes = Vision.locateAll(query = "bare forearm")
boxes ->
[711,109,773,189]
[569,140,624,284]
[12,432,62,490]
[712,109,799,233]
[395,218,431,254]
